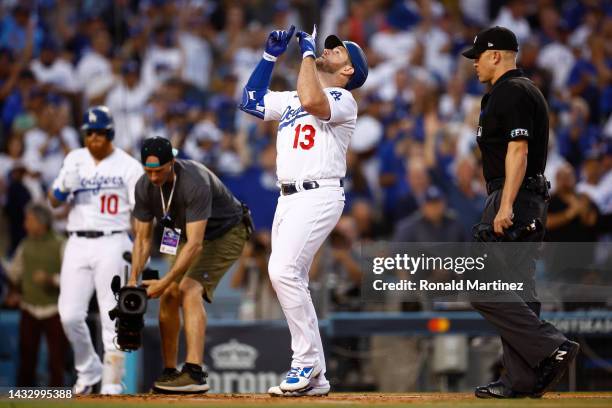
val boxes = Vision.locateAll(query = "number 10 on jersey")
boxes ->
[100,194,118,214]
[293,124,316,150]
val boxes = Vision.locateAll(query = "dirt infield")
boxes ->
[3,392,612,408]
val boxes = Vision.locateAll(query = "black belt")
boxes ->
[486,174,550,196]
[280,180,344,196]
[70,230,125,238]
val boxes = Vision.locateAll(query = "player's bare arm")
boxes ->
[297,56,330,120]
[494,140,528,235]
[295,26,330,120]
[142,219,207,298]
[128,218,153,286]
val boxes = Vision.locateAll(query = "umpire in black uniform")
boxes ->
[462,26,579,399]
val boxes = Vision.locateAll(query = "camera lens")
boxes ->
[123,293,142,311]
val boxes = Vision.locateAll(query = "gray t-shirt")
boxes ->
[133,159,243,240]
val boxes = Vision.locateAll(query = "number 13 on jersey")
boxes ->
[293,124,316,150]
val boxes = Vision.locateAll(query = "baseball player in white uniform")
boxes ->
[48,106,143,395]
[239,25,368,396]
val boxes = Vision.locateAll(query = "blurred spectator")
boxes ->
[105,60,152,154]
[394,185,467,242]
[439,155,486,237]
[3,134,44,257]
[0,4,43,56]
[537,23,574,95]
[557,97,601,167]
[370,11,417,63]
[518,38,553,100]
[75,29,114,104]
[4,202,67,387]
[577,151,611,216]
[546,163,598,241]
[395,158,432,221]
[351,199,385,241]
[207,73,239,132]
[492,0,531,42]
[349,113,383,204]
[177,11,212,90]
[2,69,37,136]
[183,117,223,167]
[30,39,77,94]
[23,97,79,187]
[142,24,184,90]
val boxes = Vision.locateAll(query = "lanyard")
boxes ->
[160,175,177,217]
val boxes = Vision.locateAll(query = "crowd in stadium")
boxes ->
[0,0,609,312]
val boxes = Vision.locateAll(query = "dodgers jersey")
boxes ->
[263,87,357,183]
[52,148,144,232]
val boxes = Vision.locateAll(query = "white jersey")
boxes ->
[264,87,357,183]
[52,148,143,232]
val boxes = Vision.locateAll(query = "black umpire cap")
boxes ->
[462,26,519,59]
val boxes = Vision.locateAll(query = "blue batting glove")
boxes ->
[296,25,317,59]
[264,25,295,61]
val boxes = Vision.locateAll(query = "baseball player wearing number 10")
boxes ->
[48,106,143,395]
[239,25,368,396]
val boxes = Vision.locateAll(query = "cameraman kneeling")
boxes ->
[128,138,249,393]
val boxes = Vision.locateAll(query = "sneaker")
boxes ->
[268,383,330,397]
[533,340,580,397]
[155,367,181,383]
[279,365,322,392]
[100,383,123,395]
[153,366,210,394]
[73,382,96,395]
[73,364,102,395]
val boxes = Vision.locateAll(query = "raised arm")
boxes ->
[239,25,294,119]
[295,26,331,120]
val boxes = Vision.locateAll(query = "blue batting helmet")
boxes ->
[324,35,369,90]
[81,106,115,141]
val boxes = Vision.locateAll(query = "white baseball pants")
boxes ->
[268,186,345,381]
[58,233,131,387]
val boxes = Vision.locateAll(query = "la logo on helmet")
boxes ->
[89,111,97,123]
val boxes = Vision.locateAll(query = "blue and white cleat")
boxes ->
[268,383,330,397]
[279,365,322,392]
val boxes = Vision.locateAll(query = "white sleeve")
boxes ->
[320,88,357,125]
[263,91,292,121]
[51,151,77,191]
[126,160,145,211]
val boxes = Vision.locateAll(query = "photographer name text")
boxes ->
[372,279,524,291]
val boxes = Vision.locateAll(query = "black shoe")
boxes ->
[533,340,580,397]
[475,380,528,399]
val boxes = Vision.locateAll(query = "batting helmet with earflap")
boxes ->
[81,106,115,141]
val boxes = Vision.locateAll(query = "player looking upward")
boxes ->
[239,25,368,397]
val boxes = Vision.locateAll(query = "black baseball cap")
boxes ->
[462,26,519,59]
[141,137,178,168]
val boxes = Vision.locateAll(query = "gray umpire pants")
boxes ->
[471,188,567,393]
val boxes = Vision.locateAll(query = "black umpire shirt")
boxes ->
[477,69,549,183]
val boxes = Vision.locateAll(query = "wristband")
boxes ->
[53,188,69,202]
[263,52,277,62]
